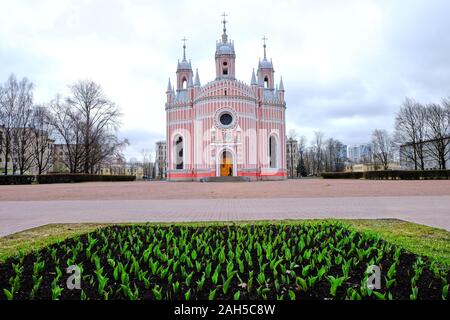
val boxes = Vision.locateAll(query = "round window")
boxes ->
[219,113,233,126]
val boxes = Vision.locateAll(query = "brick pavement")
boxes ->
[1,195,449,236]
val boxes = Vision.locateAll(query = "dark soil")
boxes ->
[0,224,448,300]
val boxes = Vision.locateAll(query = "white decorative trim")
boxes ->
[214,107,238,130]
[260,119,284,125]
[268,133,280,169]
[168,120,193,126]
[215,147,237,177]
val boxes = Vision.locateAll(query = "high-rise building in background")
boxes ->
[286,137,299,178]
[347,143,372,164]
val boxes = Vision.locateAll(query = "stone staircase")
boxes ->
[200,176,251,182]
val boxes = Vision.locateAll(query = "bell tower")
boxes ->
[176,37,193,91]
[215,13,236,80]
[257,36,275,89]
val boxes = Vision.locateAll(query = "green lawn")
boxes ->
[1,219,449,268]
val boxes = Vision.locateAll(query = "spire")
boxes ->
[279,76,285,91]
[262,36,268,60]
[181,37,187,61]
[166,78,172,93]
[258,37,273,70]
[221,12,228,43]
[251,69,257,85]
[194,69,201,87]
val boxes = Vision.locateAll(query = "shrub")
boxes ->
[321,172,364,179]
[322,170,450,180]
[0,175,35,185]
[36,174,136,184]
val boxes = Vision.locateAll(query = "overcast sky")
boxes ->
[1,0,449,159]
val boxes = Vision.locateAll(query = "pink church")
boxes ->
[165,17,287,181]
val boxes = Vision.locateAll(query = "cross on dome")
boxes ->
[221,12,228,34]
[221,13,229,43]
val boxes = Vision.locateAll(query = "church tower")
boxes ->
[165,15,287,181]
[176,38,193,91]
[215,13,236,80]
[257,36,275,89]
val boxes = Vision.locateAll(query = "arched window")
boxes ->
[264,76,269,88]
[174,136,184,169]
[222,61,229,75]
[182,78,187,89]
[269,135,277,168]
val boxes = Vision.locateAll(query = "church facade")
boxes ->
[165,18,287,181]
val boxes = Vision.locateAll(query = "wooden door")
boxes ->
[220,151,233,176]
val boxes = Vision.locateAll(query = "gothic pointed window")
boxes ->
[175,136,184,170]
[269,135,277,168]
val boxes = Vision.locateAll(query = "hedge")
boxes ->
[0,175,35,185]
[321,172,364,179]
[36,174,136,184]
[322,170,450,180]
[0,174,136,185]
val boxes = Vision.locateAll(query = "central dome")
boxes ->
[259,58,273,69]
[178,59,191,70]
[217,44,233,54]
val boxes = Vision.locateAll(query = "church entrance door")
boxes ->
[220,150,233,177]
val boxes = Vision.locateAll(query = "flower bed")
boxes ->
[0,223,448,300]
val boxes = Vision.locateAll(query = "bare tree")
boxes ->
[424,102,450,169]
[0,85,5,172]
[66,80,123,173]
[90,134,128,174]
[48,95,85,173]
[323,138,346,172]
[394,98,428,170]
[286,129,298,178]
[0,74,34,175]
[1,75,16,174]
[141,148,153,178]
[312,131,324,175]
[11,83,34,175]
[31,106,54,174]
[371,129,394,170]
[297,135,307,177]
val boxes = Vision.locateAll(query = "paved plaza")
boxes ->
[1,179,450,236]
